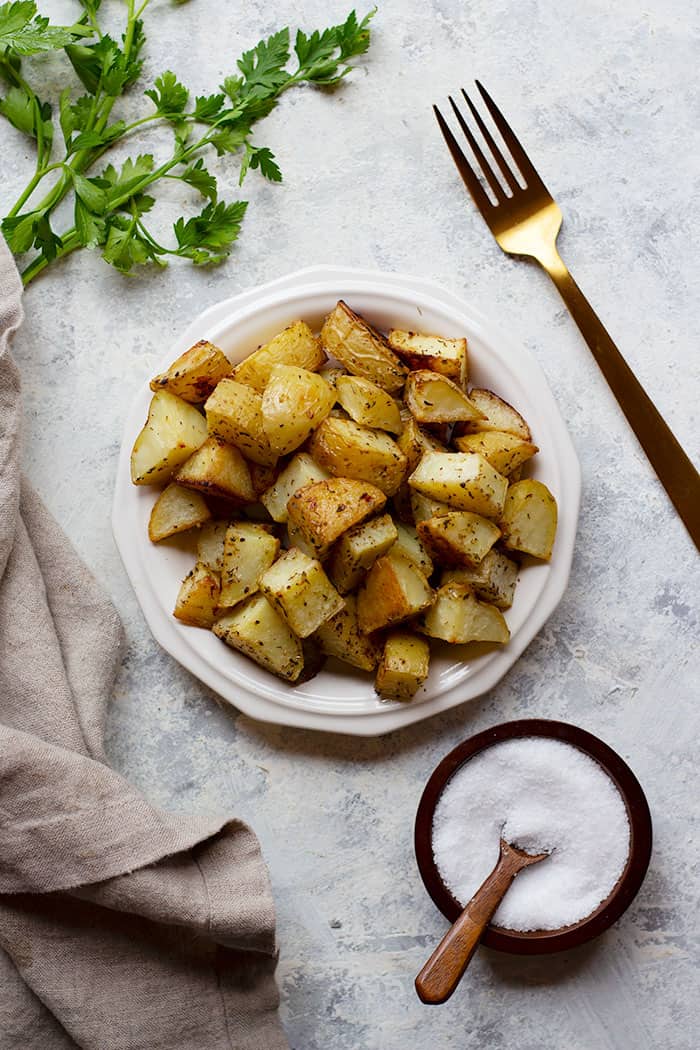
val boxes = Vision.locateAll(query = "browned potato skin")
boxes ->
[387,330,468,387]
[375,631,430,701]
[286,477,387,559]
[150,340,231,403]
[417,511,501,568]
[454,388,532,441]
[174,436,256,504]
[308,416,407,497]
[356,552,434,634]
[320,300,408,393]
[173,562,221,627]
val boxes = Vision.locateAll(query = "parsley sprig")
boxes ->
[0,2,375,284]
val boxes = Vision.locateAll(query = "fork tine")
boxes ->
[460,88,520,194]
[433,105,493,214]
[447,95,505,202]
[474,80,545,189]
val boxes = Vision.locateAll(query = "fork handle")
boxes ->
[539,247,700,551]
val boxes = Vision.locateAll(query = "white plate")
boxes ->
[113,266,581,736]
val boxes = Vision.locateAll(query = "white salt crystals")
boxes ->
[432,736,631,931]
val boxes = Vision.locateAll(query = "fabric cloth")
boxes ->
[0,239,288,1050]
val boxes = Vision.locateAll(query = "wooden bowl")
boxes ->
[415,719,652,954]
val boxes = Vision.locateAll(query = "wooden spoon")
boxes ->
[415,838,550,1004]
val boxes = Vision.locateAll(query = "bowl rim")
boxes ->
[414,718,653,953]
[113,266,582,736]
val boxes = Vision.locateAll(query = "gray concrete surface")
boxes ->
[3,1,699,1047]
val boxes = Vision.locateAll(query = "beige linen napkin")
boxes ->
[0,239,289,1050]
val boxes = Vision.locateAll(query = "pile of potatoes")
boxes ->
[131,301,557,702]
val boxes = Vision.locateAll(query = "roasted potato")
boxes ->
[261,364,334,456]
[196,520,230,571]
[204,378,276,467]
[417,511,501,567]
[335,375,402,433]
[260,452,330,523]
[320,300,407,393]
[356,551,434,634]
[405,371,483,425]
[150,340,231,403]
[453,430,538,476]
[409,489,451,525]
[456,389,532,441]
[391,521,434,576]
[308,416,407,496]
[231,321,325,393]
[312,593,381,672]
[388,330,468,387]
[419,583,510,644]
[174,437,255,504]
[499,479,558,560]
[375,632,430,701]
[218,523,280,609]
[260,547,345,638]
[408,452,508,518]
[214,593,304,681]
[397,410,447,473]
[327,513,398,594]
[131,390,209,486]
[174,562,221,627]
[148,483,211,542]
[441,549,519,610]
[286,477,386,559]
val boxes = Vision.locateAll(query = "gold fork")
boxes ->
[434,83,700,552]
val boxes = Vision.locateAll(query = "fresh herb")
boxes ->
[0,2,375,285]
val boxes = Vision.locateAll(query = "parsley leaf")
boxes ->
[178,158,217,201]
[0,1,88,56]
[174,199,247,263]
[1,210,36,253]
[238,28,291,99]
[193,92,224,122]
[145,70,188,118]
[239,143,282,185]
[74,196,107,248]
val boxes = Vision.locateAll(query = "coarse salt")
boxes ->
[432,736,631,931]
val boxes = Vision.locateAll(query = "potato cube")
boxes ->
[500,479,558,560]
[375,632,430,701]
[287,477,387,559]
[441,549,519,609]
[453,430,538,476]
[408,452,508,518]
[131,390,208,486]
[356,551,434,634]
[148,484,211,542]
[173,562,221,627]
[320,300,407,393]
[388,330,468,387]
[391,521,434,576]
[327,513,398,594]
[312,594,381,672]
[231,321,326,393]
[410,490,452,524]
[204,378,276,466]
[214,593,304,682]
[417,511,501,567]
[150,340,231,403]
[405,371,483,425]
[335,375,402,434]
[218,523,280,609]
[308,416,407,496]
[261,364,334,456]
[397,411,447,472]
[260,453,329,523]
[196,520,230,571]
[455,389,532,441]
[174,437,255,504]
[419,583,510,644]
[260,547,344,637]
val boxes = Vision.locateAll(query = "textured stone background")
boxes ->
[3,1,699,1047]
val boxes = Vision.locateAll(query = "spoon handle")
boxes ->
[415,848,523,1004]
